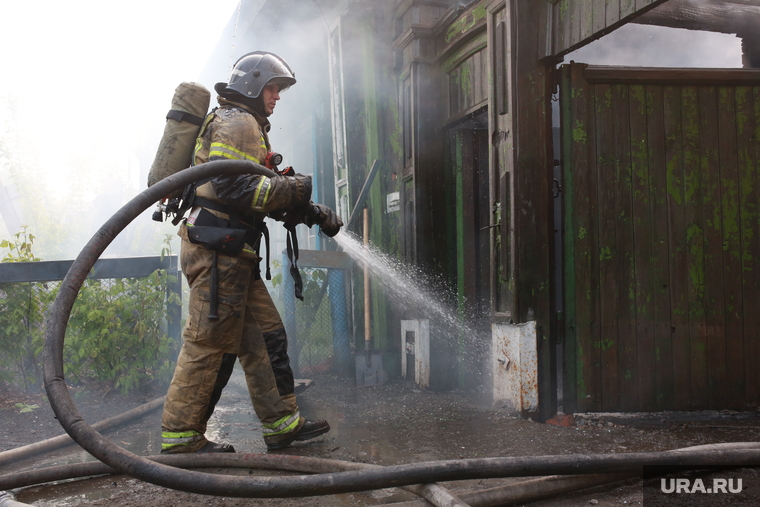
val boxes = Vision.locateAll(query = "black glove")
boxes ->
[305,203,343,237]
[287,173,312,209]
[280,207,308,230]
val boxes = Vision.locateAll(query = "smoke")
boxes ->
[0,0,239,260]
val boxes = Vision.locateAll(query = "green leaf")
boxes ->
[15,403,40,413]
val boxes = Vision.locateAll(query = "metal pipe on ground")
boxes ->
[670,442,760,452]
[384,442,760,507]
[383,473,637,507]
[41,160,760,498]
[0,396,164,468]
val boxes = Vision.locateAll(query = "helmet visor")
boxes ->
[269,77,293,93]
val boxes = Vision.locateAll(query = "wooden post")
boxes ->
[364,207,370,352]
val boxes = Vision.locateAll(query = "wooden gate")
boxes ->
[561,63,760,413]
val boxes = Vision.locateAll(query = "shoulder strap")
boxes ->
[169,110,218,225]
[166,109,205,127]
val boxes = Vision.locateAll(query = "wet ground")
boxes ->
[1,369,760,506]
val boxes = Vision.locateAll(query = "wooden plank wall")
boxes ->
[513,0,556,420]
[550,0,667,57]
[562,63,760,412]
[447,45,489,119]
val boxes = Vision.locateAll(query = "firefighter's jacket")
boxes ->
[180,97,311,260]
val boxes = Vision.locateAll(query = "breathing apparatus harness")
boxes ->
[148,81,307,314]
[154,103,272,272]
[161,163,306,322]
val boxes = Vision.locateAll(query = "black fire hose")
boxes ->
[3,445,760,498]
[42,159,760,498]
[0,453,456,493]
[6,448,760,499]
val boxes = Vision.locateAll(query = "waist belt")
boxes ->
[192,197,258,228]
[190,198,271,281]
[190,197,303,301]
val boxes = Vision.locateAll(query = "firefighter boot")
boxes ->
[196,441,236,453]
[160,438,236,454]
[160,428,237,454]
[265,419,330,451]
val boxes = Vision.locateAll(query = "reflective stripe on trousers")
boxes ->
[161,238,299,440]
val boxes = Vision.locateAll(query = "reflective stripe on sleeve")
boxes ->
[262,411,300,436]
[251,177,272,211]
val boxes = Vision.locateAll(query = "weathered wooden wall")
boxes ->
[490,4,515,317]
[549,0,668,57]
[330,5,403,361]
[512,0,556,420]
[446,41,489,118]
[562,63,760,412]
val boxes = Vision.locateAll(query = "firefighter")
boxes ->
[160,51,342,453]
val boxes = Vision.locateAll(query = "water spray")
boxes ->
[331,226,494,392]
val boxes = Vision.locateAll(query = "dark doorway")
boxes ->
[448,108,491,389]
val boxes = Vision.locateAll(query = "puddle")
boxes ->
[17,477,144,506]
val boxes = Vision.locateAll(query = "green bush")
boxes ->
[0,227,47,392]
[0,229,180,394]
[64,269,181,394]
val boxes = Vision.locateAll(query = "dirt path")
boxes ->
[1,372,759,505]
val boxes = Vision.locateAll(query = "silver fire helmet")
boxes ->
[214,51,296,99]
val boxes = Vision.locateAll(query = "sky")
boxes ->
[0,0,242,254]
[1,0,241,197]
[565,23,743,68]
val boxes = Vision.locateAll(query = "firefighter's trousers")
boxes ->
[161,238,303,452]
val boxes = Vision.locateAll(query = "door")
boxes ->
[561,63,760,412]
[449,108,492,389]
